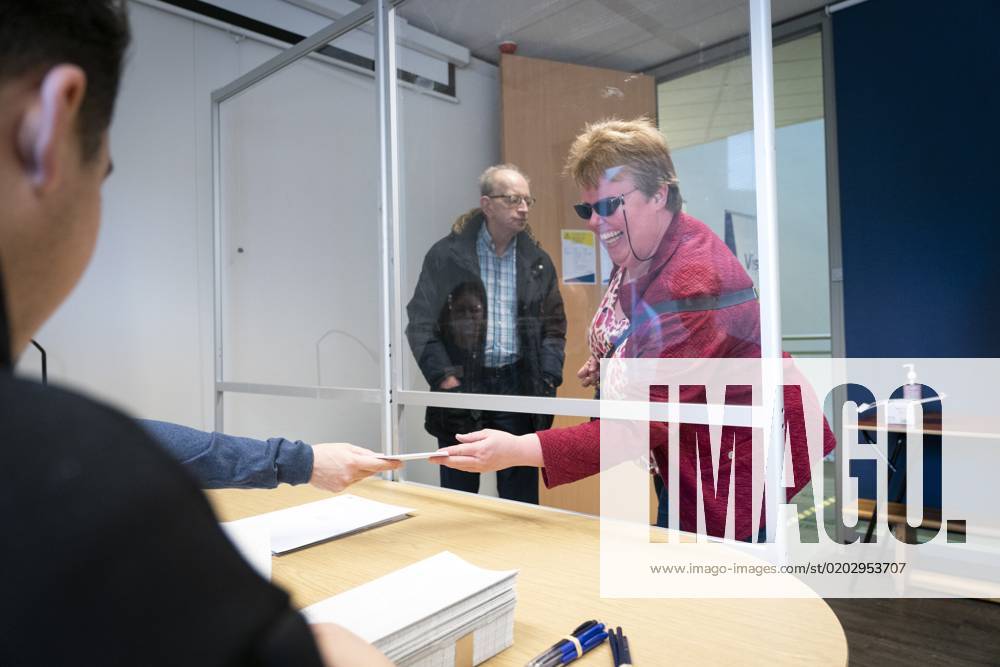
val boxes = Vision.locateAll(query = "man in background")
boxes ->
[406,164,566,504]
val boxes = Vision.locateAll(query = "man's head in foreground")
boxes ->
[0,1,129,359]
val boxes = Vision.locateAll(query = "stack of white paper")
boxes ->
[221,519,272,580]
[303,551,518,666]
[224,494,415,554]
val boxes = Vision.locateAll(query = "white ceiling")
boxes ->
[397,0,830,71]
[659,31,823,149]
[208,0,828,149]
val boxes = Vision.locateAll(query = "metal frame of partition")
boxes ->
[748,0,786,548]
[210,0,403,439]
[391,0,788,444]
[820,10,850,545]
[210,1,790,511]
[375,0,402,472]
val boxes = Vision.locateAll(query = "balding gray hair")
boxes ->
[479,163,530,196]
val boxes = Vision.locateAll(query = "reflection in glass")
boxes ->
[658,31,830,357]
[422,116,834,540]
[404,165,567,503]
[395,0,778,511]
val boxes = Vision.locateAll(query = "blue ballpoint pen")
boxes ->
[528,620,600,667]
[556,625,605,661]
[557,630,608,664]
[574,623,605,646]
[538,624,607,667]
[616,627,632,666]
[569,623,605,656]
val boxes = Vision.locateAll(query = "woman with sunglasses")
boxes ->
[433,117,833,540]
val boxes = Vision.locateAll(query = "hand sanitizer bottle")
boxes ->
[902,364,920,400]
[902,363,921,426]
[887,364,920,426]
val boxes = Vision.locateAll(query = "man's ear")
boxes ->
[16,65,88,192]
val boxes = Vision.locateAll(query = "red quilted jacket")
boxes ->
[537,212,836,539]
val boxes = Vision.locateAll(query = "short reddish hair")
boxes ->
[564,117,682,213]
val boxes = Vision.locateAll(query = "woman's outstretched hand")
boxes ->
[430,429,543,472]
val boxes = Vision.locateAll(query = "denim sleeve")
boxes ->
[139,419,314,489]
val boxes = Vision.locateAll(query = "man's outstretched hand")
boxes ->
[309,443,402,493]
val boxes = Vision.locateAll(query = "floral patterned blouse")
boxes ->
[588,268,630,360]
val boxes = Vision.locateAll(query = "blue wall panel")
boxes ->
[834,0,1000,357]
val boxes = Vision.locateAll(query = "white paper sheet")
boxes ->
[227,494,415,554]
[302,551,517,644]
[221,520,272,580]
[377,451,447,461]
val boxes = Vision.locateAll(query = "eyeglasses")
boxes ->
[573,188,638,220]
[486,194,537,209]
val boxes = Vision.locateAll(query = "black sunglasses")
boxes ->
[573,188,638,220]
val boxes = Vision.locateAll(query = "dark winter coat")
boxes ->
[405,209,567,440]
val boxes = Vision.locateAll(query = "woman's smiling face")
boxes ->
[580,170,669,274]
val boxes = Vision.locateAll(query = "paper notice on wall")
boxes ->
[561,230,596,284]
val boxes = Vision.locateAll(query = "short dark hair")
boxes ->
[0,1,131,160]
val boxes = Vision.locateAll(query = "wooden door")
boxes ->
[500,54,656,516]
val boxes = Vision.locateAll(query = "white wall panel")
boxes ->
[220,35,381,390]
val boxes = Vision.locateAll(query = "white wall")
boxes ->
[17,0,500,466]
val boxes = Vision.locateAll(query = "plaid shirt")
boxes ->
[476,223,519,367]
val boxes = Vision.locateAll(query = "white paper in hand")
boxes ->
[376,451,449,461]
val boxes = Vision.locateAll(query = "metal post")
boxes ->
[749,0,787,548]
[211,96,225,432]
[821,14,849,543]
[211,1,376,105]
[375,0,401,467]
